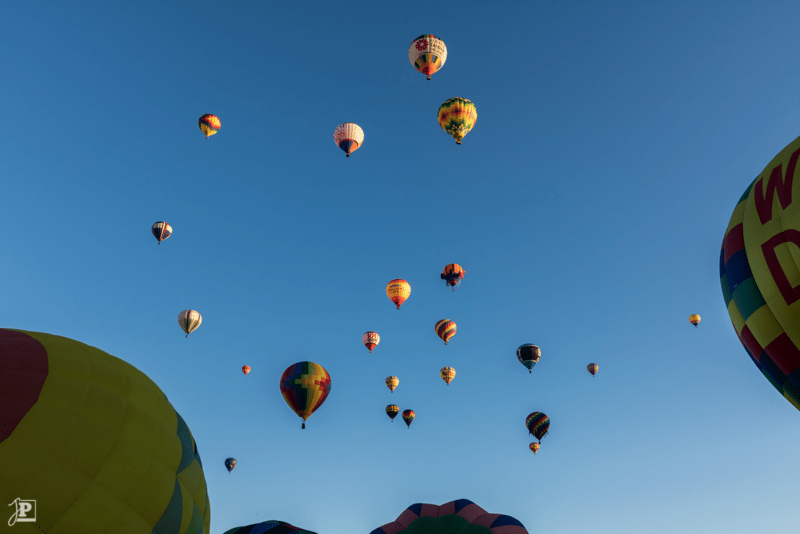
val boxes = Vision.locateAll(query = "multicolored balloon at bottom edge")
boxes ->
[370,498,529,534]
[223,520,317,534]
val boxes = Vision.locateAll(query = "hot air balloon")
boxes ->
[242,365,251,375]
[526,412,550,443]
[363,331,380,353]
[151,221,172,244]
[386,404,399,422]
[438,97,477,145]
[225,457,237,474]
[441,263,465,290]
[370,498,530,534]
[178,309,202,338]
[408,34,448,80]
[529,443,540,455]
[402,409,415,429]
[279,361,331,429]
[689,314,701,327]
[440,366,456,385]
[0,329,210,533]
[333,122,364,157]
[435,319,456,345]
[199,113,220,138]
[587,363,599,376]
[386,279,411,309]
[517,344,541,373]
[386,376,399,392]
[223,521,318,534]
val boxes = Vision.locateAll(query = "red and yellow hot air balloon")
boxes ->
[386,279,411,309]
[279,362,331,429]
[333,122,364,157]
[385,376,399,392]
[587,363,598,376]
[435,319,456,345]
[438,98,477,145]
[362,331,380,353]
[198,114,220,138]
[441,263,465,290]
[529,443,540,455]
[689,314,701,327]
[408,34,448,80]
[242,365,251,375]
[402,409,415,429]
[440,366,456,385]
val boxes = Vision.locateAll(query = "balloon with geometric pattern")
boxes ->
[435,319,456,345]
[437,97,477,145]
[279,361,332,429]
[333,122,364,157]
[409,34,447,80]
[525,412,550,443]
[369,498,530,534]
[198,113,221,138]
[178,309,202,338]
[386,404,399,422]
[402,409,415,429]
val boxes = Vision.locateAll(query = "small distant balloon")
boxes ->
[408,34,447,80]
[224,457,236,474]
[517,344,541,373]
[587,363,598,376]
[402,409,415,429]
[279,361,331,429]
[435,319,456,345]
[333,122,364,157]
[440,366,456,386]
[362,331,380,353]
[689,314,701,327]
[385,376,399,392]
[529,443,540,455]
[525,412,550,443]
[242,365,251,375]
[441,263,465,290]
[438,97,477,145]
[198,114,220,138]
[151,222,172,244]
[386,404,399,422]
[178,310,202,338]
[386,279,411,309]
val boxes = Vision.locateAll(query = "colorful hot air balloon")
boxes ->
[441,263,465,290]
[587,363,599,376]
[386,376,399,392]
[435,319,456,345]
[333,122,364,157]
[689,314,701,327]
[225,457,237,474]
[386,404,399,422]
[529,443,540,455]
[279,361,332,429]
[151,221,172,244]
[408,34,448,80]
[0,329,210,533]
[223,521,318,534]
[526,412,550,443]
[370,499,530,534]
[199,113,220,138]
[440,366,456,385]
[362,331,380,353]
[178,309,202,338]
[242,365,251,375]
[517,344,541,373]
[386,279,411,309]
[721,133,800,412]
[438,97,477,145]
[402,409,415,429]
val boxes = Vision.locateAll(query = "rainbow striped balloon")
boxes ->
[435,319,456,345]
[525,412,550,442]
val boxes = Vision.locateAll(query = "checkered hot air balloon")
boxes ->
[178,310,202,338]
[198,114,220,138]
[362,331,380,353]
[408,34,447,80]
[333,122,364,157]
[279,362,331,429]
[151,222,172,244]
[526,412,549,443]
[438,97,477,145]
[435,319,456,345]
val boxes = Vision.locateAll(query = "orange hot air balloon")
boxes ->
[242,365,251,375]
[386,376,399,392]
[689,314,701,327]
[362,331,380,353]
[530,443,540,455]
[441,263,465,290]
[386,279,411,309]
[198,114,221,138]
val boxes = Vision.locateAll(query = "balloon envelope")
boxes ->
[402,409,415,428]
[333,122,364,157]
[386,376,399,392]
[440,366,456,385]
[178,309,202,337]
[386,404,399,421]
[441,263,465,290]
[435,319,456,344]
[587,363,599,376]
[529,443,540,454]
[225,457,237,473]
[438,97,477,144]
[386,279,411,309]
[525,412,550,442]
[409,34,447,80]
[242,365,251,375]
[199,113,220,138]
[689,314,701,326]
[279,361,332,428]
[516,344,541,373]
[151,221,172,244]
[223,520,318,534]
[363,331,380,352]
[370,498,529,534]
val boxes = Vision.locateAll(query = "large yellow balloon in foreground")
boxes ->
[0,329,211,533]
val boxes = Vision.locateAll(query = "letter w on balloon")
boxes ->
[754,146,800,224]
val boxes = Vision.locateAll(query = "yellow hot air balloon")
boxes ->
[385,376,399,392]
[689,314,701,327]
[386,279,411,309]
[198,113,221,138]
[438,97,477,145]
[440,366,456,385]
[435,319,456,345]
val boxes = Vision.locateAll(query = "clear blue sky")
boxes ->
[4,1,800,532]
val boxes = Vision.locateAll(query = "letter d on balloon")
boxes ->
[762,230,800,305]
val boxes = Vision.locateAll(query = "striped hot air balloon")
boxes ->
[525,412,550,443]
[151,221,172,244]
[333,122,364,157]
[386,279,411,309]
[440,366,456,385]
[279,361,331,429]
[362,331,380,353]
[178,310,202,338]
[198,114,220,138]
[408,34,447,80]
[386,404,399,422]
[438,97,477,145]
[435,319,456,345]
[402,409,415,428]
[385,376,399,392]
[441,263,465,290]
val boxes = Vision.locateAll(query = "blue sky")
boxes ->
[4,1,800,532]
